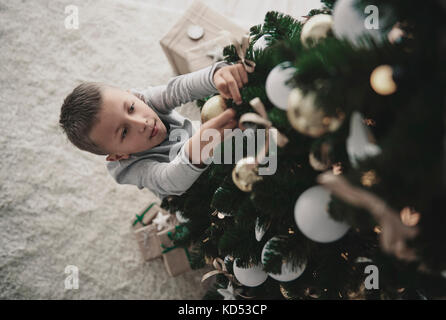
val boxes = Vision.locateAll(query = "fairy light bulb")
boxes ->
[370,65,397,95]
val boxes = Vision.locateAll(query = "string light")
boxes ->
[400,207,421,227]
[363,118,376,126]
[361,170,379,187]
[370,65,397,95]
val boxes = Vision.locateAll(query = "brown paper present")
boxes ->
[185,32,233,73]
[159,0,247,74]
[133,224,162,261]
[131,202,174,261]
[131,202,170,228]
[158,225,192,277]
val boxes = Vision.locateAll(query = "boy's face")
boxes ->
[89,86,167,161]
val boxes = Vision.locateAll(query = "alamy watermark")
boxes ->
[64,5,79,29]
[364,5,379,30]
[65,265,79,290]
[364,265,379,289]
[168,125,278,176]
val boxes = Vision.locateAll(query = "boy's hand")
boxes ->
[213,64,248,105]
[185,108,238,168]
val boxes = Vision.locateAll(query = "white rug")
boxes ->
[0,0,322,299]
[0,0,210,299]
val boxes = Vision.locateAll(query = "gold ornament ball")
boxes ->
[232,157,263,192]
[370,65,397,95]
[201,95,227,123]
[361,170,379,187]
[287,88,344,137]
[301,14,333,48]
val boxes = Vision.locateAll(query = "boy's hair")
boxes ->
[59,82,108,155]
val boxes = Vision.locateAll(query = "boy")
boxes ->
[59,61,249,200]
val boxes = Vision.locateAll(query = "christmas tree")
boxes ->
[161,0,446,299]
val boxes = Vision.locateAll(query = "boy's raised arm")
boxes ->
[130,61,229,115]
[107,139,213,200]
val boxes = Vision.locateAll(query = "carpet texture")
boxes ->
[0,0,210,299]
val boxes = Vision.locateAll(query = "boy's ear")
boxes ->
[106,154,130,162]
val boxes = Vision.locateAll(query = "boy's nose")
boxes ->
[138,118,148,133]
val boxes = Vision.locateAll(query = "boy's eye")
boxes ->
[122,128,128,140]
[129,102,135,113]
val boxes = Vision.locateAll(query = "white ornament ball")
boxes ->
[332,0,388,47]
[301,14,333,48]
[346,111,381,168]
[265,62,297,110]
[261,237,306,282]
[294,186,350,243]
[233,259,268,287]
[201,95,227,123]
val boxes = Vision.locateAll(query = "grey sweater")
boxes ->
[106,61,228,200]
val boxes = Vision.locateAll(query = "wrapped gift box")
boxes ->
[158,225,192,277]
[131,202,174,261]
[131,202,170,228]
[133,224,162,261]
[159,0,247,74]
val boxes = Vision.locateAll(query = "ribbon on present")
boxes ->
[201,258,256,299]
[132,202,157,227]
[219,30,256,73]
[201,258,241,286]
[239,98,289,164]
[160,227,191,263]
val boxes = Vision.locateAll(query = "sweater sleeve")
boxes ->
[109,143,210,200]
[130,61,229,115]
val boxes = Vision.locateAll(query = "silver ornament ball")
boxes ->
[265,62,297,110]
[261,237,307,282]
[233,259,268,287]
[294,186,350,243]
